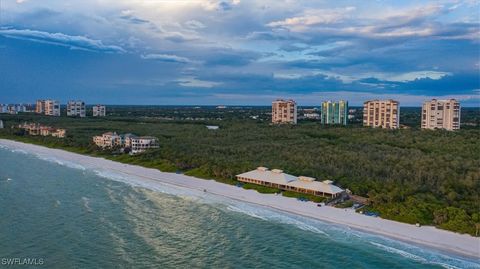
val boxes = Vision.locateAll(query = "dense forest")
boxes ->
[0,106,479,235]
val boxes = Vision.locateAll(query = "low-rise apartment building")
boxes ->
[421,99,460,131]
[18,123,66,138]
[363,99,399,129]
[93,132,159,154]
[127,136,159,154]
[236,167,345,198]
[302,108,320,120]
[92,132,122,148]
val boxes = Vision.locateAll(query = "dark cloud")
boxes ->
[202,48,261,66]
[1,1,478,105]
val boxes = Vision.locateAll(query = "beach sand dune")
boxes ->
[1,139,479,259]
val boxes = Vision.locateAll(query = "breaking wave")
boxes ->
[81,197,92,212]
[34,155,86,170]
[370,241,479,269]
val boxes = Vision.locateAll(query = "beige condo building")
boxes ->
[272,99,297,124]
[421,99,460,131]
[35,100,45,114]
[363,99,399,129]
[93,132,159,155]
[36,99,60,116]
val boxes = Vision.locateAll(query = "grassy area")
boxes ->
[282,191,327,203]
[242,183,280,194]
[336,200,354,208]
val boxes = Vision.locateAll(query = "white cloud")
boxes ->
[140,53,196,63]
[266,3,478,40]
[185,20,206,29]
[267,7,356,31]
[0,28,125,53]
[383,71,451,82]
[272,69,451,84]
[177,77,221,88]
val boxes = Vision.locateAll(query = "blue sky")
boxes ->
[0,0,479,106]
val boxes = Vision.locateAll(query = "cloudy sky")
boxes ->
[0,0,479,106]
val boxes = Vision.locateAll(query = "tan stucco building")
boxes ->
[272,99,297,124]
[363,99,399,129]
[36,100,60,116]
[18,123,66,138]
[93,132,159,154]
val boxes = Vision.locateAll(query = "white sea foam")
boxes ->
[82,197,92,212]
[370,241,428,262]
[226,205,268,221]
[6,178,12,181]
[34,154,86,170]
[369,241,478,269]
[225,202,330,236]
[92,169,205,201]
[268,212,329,236]
[10,149,27,154]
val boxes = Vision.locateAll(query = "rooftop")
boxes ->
[236,167,344,195]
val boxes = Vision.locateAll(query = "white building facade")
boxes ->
[67,100,86,117]
[422,99,460,131]
[92,105,106,117]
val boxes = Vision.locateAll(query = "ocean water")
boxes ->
[0,146,479,269]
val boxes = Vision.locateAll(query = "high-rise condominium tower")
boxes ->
[363,99,399,129]
[421,99,460,131]
[36,99,60,116]
[272,99,297,124]
[321,100,348,125]
[67,100,86,117]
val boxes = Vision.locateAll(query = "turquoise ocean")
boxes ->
[0,145,479,269]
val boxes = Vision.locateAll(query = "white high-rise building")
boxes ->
[422,99,460,131]
[92,105,106,117]
[67,100,86,117]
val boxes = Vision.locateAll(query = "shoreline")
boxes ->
[0,139,479,259]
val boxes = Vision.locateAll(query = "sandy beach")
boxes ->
[1,139,479,259]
